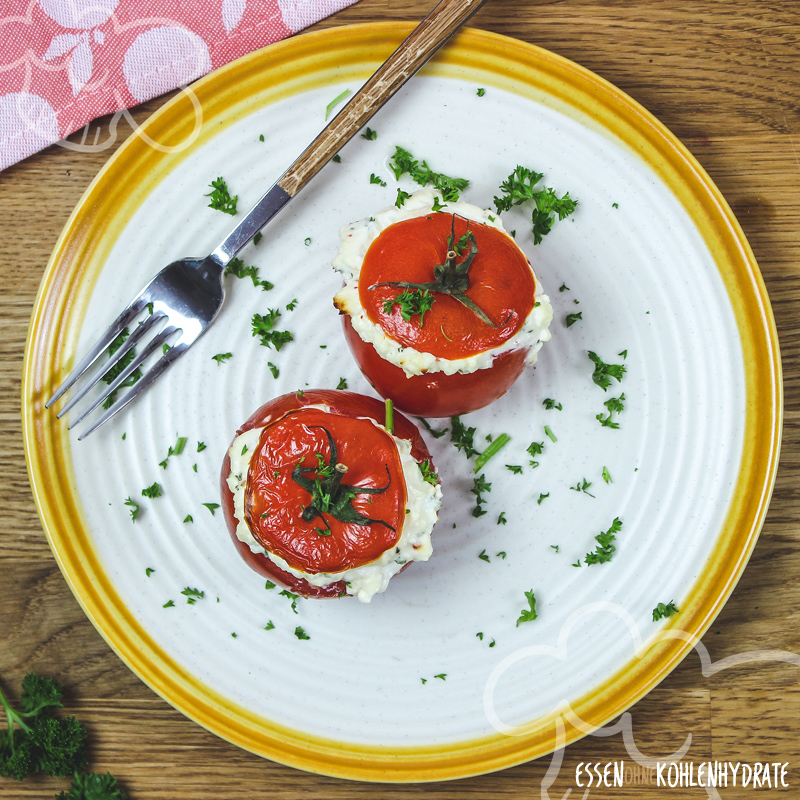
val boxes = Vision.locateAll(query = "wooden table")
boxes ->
[2,1,798,797]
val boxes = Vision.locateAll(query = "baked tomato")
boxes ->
[332,191,553,417]
[220,390,441,601]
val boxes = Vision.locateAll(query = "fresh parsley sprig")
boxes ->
[382,288,436,326]
[388,146,469,202]
[585,517,623,565]
[588,351,626,391]
[206,177,237,215]
[494,166,577,244]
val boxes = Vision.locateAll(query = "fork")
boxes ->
[46,0,488,440]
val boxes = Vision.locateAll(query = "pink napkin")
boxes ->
[0,0,359,170]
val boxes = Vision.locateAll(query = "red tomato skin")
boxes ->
[219,390,435,598]
[342,316,528,417]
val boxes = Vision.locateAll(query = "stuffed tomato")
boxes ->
[220,390,442,602]
[332,188,553,417]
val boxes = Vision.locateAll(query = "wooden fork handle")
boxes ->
[277,0,488,197]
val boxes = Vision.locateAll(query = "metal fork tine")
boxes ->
[67,325,178,430]
[45,298,148,408]
[77,343,188,441]
[56,312,166,419]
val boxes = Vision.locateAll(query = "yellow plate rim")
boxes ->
[23,22,782,782]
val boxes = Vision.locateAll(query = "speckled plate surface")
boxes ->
[23,23,780,781]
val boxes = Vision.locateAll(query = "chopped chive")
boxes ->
[474,433,510,472]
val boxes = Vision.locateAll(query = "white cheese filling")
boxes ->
[332,187,554,377]
[226,410,442,603]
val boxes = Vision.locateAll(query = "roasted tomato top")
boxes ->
[358,213,536,360]
[220,391,435,595]
[245,407,406,574]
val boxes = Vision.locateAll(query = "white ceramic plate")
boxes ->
[24,24,780,781]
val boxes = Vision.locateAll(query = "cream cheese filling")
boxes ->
[226,408,442,603]
[332,187,553,378]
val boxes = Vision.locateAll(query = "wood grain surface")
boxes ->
[1,1,798,797]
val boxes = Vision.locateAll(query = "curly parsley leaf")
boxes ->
[652,601,679,621]
[585,517,623,565]
[588,351,626,391]
[206,176,237,215]
[494,166,578,244]
[516,590,538,626]
[383,288,436,326]
[451,416,479,459]
[252,310,293,350]
[388,146,469,202]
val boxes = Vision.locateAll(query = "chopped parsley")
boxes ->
[431,195,447,212]
[477,87,486,96]
[570,478,595,497]
[145,567,155,576]
[370,173,387,187]
[388,145,469,202]
[141,482,161,499]
[527,440,544,468]
[332,153,341,163]
[417,417,448,439]
[163,600,175,608]
[202,502,220,515]
[159,435,187,468]
[494,166,578,244]
[497,512,507,525]
[395,188,411,207]
[652,601,679,621]
[544,426,557,443]
[434,673,446,681]
[286,298,299,311]
[516,590,538,626]
[181,587,204,604]
[542,398,563,410]
[206,177,237,215]
[224,257,273,291]
[479,549,490,563]
[537,492,549,505]
[280,590,299,614]
[550,545,559,553]
[294,626,310,640]
[336,377,348,390]
[124,497,140,521]
[559,283,570,292]
[506,465,523,475]
[588,350,626,391]
[471,474,491,517]
[602,466,613,484]
[597,393,625,428]
[361,127,377,140]
[183,515,193,523]
[264,581,276,590]
[585,517,623,565]
[418,459,438,485]
[197,441,207,452]
[450,415,479,459]
[253,231,263,245]
[101,328,142,409]
[566,311,582,327]
[268,362,279,378]
[474,433,510,472]
[264,620,275,630]
[383,288,436,326]
[212,352,232,365]
[252,310,293,350]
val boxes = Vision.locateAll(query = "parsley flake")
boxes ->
[206,177,237,215]
[516,590,538,626]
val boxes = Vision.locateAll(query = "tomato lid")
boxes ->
[358,213,536,360]
[244,407,407,575]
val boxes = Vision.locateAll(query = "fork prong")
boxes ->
[67,325,178,430]
[77,343,188,440]
[45,298,148,408]
[56,312,166,420]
